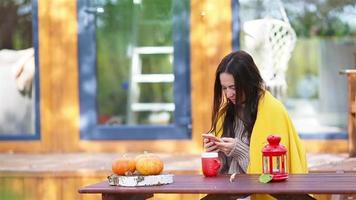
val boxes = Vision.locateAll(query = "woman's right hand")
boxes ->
[203,138,219,152]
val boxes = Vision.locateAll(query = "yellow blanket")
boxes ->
[216,91,308,200]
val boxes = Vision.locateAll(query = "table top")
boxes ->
[340,69,356,75]
[79,173,356,195]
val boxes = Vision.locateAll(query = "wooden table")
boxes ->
[78,173,356,200]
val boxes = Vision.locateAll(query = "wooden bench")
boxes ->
[340,69,356,157]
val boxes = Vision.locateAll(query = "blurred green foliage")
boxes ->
[96,0,174,124]
[0,188,23,200]
[286,38,320,98]
[284,0,355,37]
[283,0,355,97]
[0,0,32,49]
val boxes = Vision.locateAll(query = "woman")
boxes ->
[203,51,308,200]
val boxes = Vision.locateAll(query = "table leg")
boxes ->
[102,193,153,200]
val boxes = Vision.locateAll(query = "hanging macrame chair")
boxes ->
[242,0,296,100]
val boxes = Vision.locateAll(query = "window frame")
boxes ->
[77,0,191,140]
[0,0,41,140]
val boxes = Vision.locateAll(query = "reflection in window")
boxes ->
[239,0,355,136]
[96,0,175,126]
[0,0,35,136]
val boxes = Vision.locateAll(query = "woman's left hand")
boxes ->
[214,137,236,155]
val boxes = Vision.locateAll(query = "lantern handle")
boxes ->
[267,135,281,145]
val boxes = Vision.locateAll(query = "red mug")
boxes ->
[201,152,221,177]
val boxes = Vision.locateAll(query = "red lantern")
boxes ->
[262,135,288,181]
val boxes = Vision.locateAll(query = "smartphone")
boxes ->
[202,133,221,142]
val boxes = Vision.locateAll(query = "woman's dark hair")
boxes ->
[210,50,265,139]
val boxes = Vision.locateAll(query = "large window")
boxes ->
[0,0,40,140]
[78,0,191,139]
[238,0,355,139]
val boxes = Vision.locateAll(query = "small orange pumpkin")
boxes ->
[135,152,164,175]
[112,157,136,175]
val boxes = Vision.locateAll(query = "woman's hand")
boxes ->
[215,137,236,155]
[203,138,219,152]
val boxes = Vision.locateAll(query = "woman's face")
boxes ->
[219,73,236,104]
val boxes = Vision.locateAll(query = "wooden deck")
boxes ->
[1,153,355,174]
[0,153,356,200]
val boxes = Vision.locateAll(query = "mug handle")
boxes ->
[213,158,221,170]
